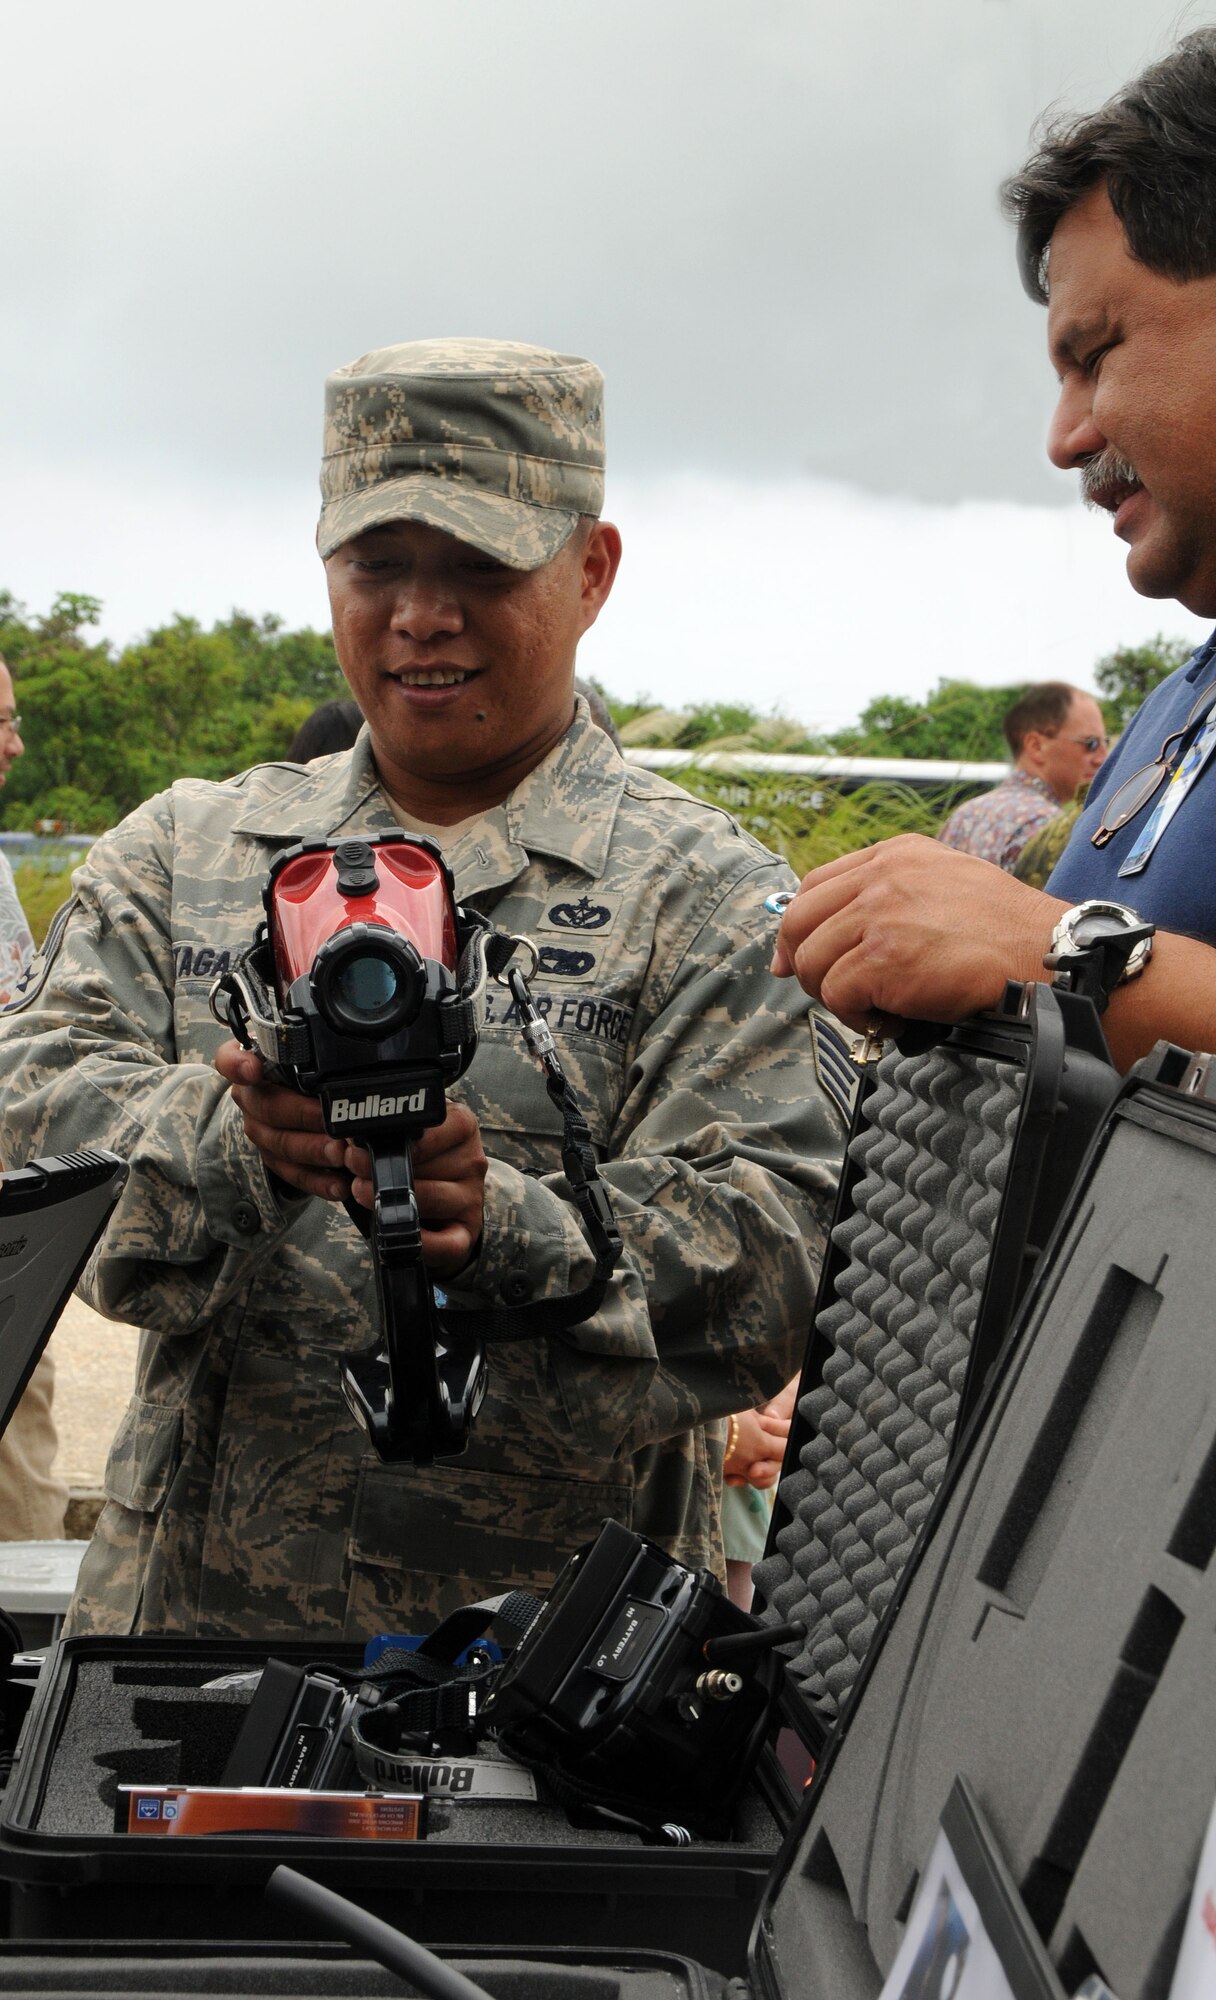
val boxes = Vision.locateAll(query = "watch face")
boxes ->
[1072,912,1126,947]
[1056,901,1153,990]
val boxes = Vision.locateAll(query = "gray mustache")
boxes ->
[1079,448,1140,506]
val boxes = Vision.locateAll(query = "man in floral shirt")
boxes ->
[938,682,1107,870]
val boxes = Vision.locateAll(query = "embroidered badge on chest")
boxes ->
[537,893,619,936]
[537,945,597,982]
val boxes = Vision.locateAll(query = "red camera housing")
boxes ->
[267,842,458,995]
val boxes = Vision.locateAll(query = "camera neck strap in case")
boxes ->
[345,1588,699,1846]
[346,1590,541,1780]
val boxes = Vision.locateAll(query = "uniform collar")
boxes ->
[230,702,628,890]
[499,701,625,878]
[231,730,391,840]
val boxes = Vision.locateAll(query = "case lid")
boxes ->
[757,1047,1216,2000]
[0,1152,127,1441]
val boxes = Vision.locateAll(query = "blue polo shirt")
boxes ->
[1048,629,1216,943]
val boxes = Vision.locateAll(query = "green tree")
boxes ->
[825,679,1027,762]
[0,594,346,830]
[1093,634,1195,733]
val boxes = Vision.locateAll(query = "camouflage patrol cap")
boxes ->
[318,337,605,569]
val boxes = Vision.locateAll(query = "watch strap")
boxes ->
[1044,920,1155,1014]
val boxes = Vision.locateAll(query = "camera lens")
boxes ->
[337,954,401,1015]
[312,928,426,1037]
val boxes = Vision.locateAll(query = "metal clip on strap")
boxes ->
[443,963,622,1347]
[439,919,537,1055]
[209,941,284,1072]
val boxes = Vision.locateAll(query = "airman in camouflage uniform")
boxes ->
[0,340,848,1638]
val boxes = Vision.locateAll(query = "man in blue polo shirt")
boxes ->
[772,29,1216,1075]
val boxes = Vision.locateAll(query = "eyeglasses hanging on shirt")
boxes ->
[1089,679,1216,873]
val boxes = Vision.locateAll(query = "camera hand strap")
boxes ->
[345,1591,544,1781]
[210,934,314,1074]
[441,960,624,1348]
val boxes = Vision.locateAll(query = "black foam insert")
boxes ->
[17,1653,778,1853]
[0,1953,702,1997]
[31,1660,253,1836]
[755,1043,1025,1713]
[765,1084,1216,1999]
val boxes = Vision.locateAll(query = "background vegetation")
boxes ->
[0,592,345,832]
[0,591,1192,941]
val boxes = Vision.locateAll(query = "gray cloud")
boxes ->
[1,0,1208,514]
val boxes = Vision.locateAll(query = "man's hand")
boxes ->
[216,1040,350,1201]
[771,834,1068,1030]
[215,1041,488,1275]
[343,1103,488,1277]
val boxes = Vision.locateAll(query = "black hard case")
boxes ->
[748,1044,1216,1999]
[5,1027,1212,2000]
[0,1630,786,1963]
[0,1942,735,1996]
[0,988,1105,1960]
[0,1125,785,1965]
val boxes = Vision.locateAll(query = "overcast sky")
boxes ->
[3,0,1213,731]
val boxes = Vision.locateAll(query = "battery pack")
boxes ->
[114,1786,427,1840]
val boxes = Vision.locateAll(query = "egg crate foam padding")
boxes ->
[755,1041,1025,1718]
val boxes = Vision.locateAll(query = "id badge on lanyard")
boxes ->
[1120,707,1216,877]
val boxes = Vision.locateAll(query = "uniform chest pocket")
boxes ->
[171,939,249,1065]
[461,1023,625,1175]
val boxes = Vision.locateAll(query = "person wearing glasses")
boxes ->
[773,30,1216,1076]
[937,683,1108,871]
[0,654,69,1543]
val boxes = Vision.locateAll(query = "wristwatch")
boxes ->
[1045,899,1154,1011]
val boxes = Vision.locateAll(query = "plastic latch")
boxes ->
[1179,1051,1216,1101]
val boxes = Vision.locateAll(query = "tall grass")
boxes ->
[664,770,960,876]
[14,858,78,947]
